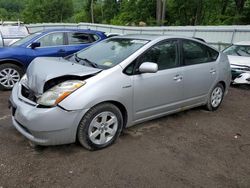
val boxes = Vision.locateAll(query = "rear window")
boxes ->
[90,34,100,41]
[208,47,219,61]
[182,40,218,65]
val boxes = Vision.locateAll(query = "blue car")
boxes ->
[0,29,107,90]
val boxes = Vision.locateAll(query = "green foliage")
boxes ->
[0,0,25,20]
[0,8,8,20]
[22,0,73,23]
[1,0,250,25]
[102,0,119,23]
[111,0,156,25]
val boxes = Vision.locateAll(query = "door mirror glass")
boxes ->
[139,62,158,73]
[31,42,40,49]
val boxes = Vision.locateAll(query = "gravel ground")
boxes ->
[0,86,250,188]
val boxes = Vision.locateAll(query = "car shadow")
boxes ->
[230,84,250,90]
[28,105,210,153]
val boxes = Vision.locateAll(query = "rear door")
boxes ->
[64,32,97,56]
[181,39,219,106]
[30,32,67,57]
[131,39,184,122]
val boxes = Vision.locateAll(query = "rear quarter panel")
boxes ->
[217,52,232,92]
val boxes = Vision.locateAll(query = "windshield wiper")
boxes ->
[74,54,98,68]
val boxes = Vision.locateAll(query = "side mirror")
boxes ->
[139,62,158,73]
[30,42,40,49]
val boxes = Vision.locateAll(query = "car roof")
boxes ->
[40,28,104,34]
[114,34,206,41]
[114,34,166,40]
[234,41,250,46]
[113,34,218,52]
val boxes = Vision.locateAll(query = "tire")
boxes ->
[0,63,24,90]
[77,103,123,150]
[206,83,225,111]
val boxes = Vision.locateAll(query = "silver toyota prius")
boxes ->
[9,35,231,150]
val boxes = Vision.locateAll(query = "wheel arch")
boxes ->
[0,59,25,70]
[91,100,128,129]
[218,81,226,90]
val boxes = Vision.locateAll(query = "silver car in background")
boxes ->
[9,35,231,150]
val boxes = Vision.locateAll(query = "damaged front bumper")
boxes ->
[9,83,89,146]
[231,64,250,84]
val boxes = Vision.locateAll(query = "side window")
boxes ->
[38,32,64,47]
[182,40,211,65]
[90,34,100,41]
[208,47,219,61]
[137,40,179,71]
[124,62,136,75]
[68,32,92,45]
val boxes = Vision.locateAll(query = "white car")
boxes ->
[0,24,29,47]
[223,41,250,84]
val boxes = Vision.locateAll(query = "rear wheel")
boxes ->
[77,103,123,150]
[206,83,225,111]
[0,63,23,90]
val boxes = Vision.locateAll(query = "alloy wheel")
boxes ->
[0,68,20,88]
[211,87,223,108]
[88,111,118,145]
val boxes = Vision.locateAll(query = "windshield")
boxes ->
[223,45,250,57]
[76,38,149,68]
[11,33,41,47]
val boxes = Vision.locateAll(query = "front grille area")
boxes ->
[235,67,250,71]
[21,85,37,103]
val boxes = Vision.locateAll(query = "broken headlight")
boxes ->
[37,80,86,107]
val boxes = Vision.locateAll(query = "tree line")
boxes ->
[0,0,249,26]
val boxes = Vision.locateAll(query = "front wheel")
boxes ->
[77,103,123,150]
[0,63,23,90]
[206,83,225,111]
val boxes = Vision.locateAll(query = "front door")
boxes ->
[30,32,66,58]
[132,40,184,122]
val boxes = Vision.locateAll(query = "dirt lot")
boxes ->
[0,86,250,188]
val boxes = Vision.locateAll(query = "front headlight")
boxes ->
[20,74,28,84]
[37,80,86,107]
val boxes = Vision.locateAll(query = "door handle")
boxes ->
[173,75,183,81]
[210,69,216,74]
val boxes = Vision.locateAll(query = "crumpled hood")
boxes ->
[26,57,101,94]
[228,55,250,67]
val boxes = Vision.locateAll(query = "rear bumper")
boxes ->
[9,83,88,146]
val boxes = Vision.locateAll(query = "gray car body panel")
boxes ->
[10,83,89,145]
[10,35,231,146]
[26,57,101,95]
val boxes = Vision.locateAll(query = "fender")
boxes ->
[0,58,26,69]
